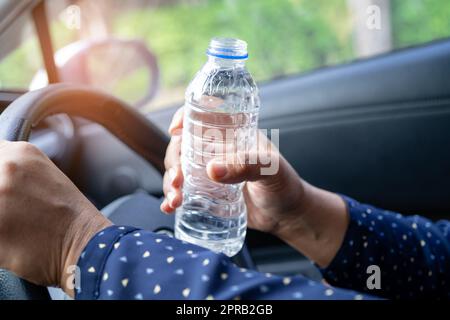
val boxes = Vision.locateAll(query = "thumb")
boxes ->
[206,152,279,184]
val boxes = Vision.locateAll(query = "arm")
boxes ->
[76,225,377,300]
[317,196,450,300]
[0,140,373,300]
[274,183,450,299]
[272,184,350,268]
[0,141,111,297]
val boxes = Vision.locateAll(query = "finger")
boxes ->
[168,107,184,136]
[160,187,183,214]
[163,166,183,195]
[206,151,279,185]
[162,166,183,214]
[160,199,174,213]
[164,135,182,169]
[162,171,170,195]
[170,166,184,188]
[167,187,183,208]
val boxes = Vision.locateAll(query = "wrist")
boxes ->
[274,183,350,268]
[272,180,317,239]
[60,204,112,297]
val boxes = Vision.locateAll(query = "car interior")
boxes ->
[0,0,449,300]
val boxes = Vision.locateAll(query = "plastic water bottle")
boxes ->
[175,37,260,257]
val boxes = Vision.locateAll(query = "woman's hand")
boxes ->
[161,107,307,235]
[0,141,111,296]
[161,108,350,267]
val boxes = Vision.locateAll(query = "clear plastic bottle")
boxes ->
[175,37,260,257]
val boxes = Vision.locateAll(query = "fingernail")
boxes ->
[212,163,228,179]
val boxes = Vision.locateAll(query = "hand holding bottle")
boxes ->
[161,108,350,267]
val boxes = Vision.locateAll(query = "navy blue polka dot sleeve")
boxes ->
[321,196,450,300]
[75,225,376,300]
[74,195,449,300]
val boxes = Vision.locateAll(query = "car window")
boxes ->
[0,16,42,90]
[1,0,450,110]
[92,0,450,111]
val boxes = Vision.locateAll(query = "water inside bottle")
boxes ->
[175,100,258,257]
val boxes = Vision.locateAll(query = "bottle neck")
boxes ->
[206,55,246,68]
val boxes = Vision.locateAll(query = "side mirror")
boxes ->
[30,37,159,109]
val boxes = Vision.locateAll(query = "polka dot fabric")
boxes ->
[321,196,450,300]
[75,196,449,300]
[75,225,375,300]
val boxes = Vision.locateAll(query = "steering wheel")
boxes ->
[0,84,169,299]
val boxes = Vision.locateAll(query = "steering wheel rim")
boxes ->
[0,84,169,300]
